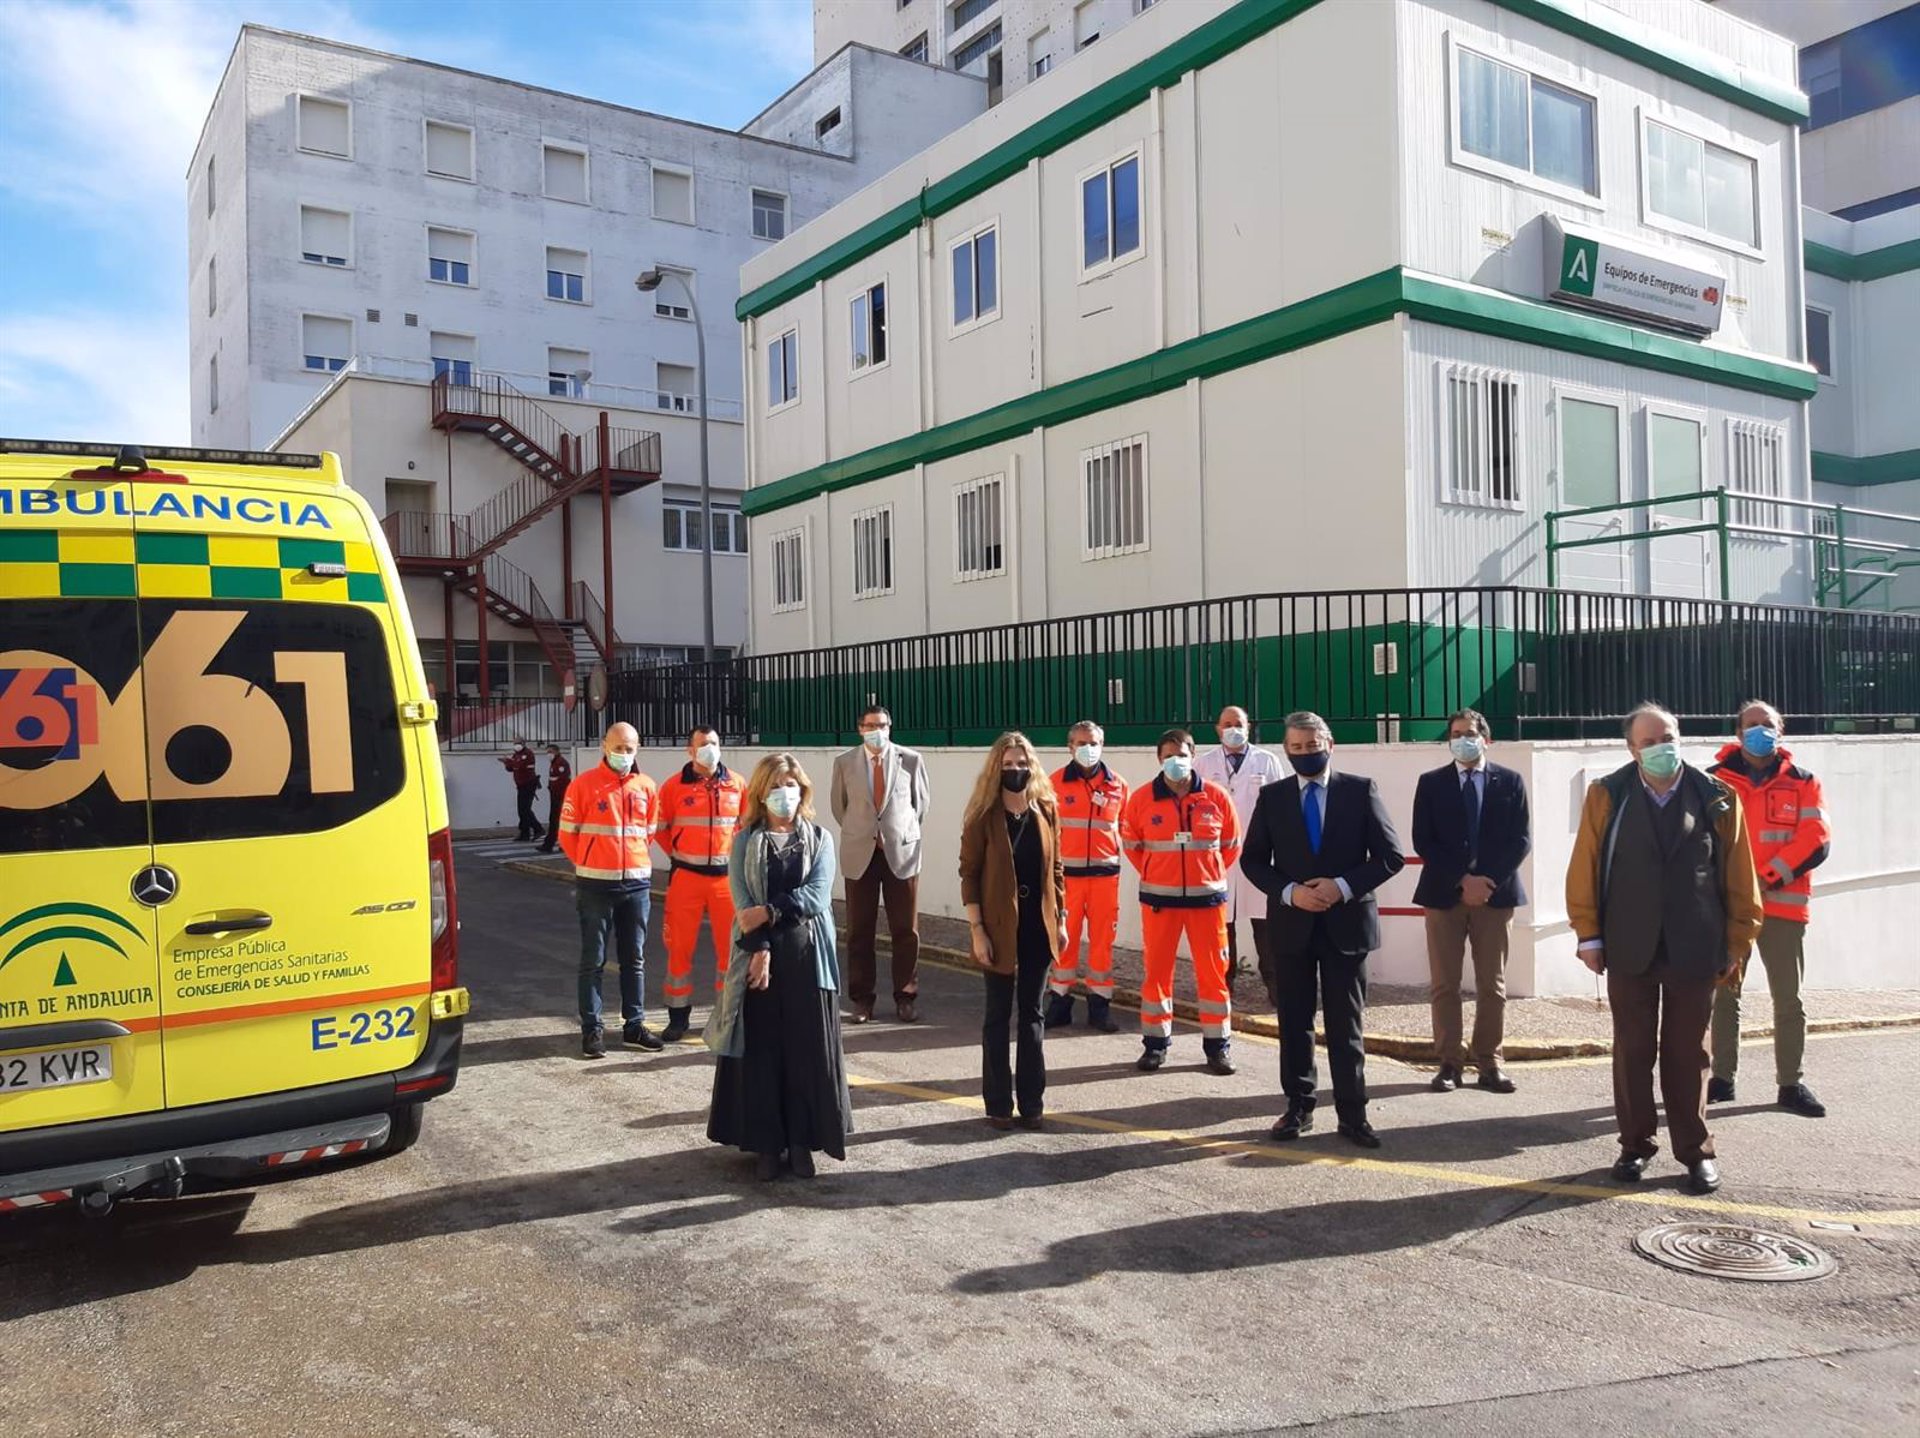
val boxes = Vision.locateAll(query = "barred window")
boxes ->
[852,505,894,598]
[954,474,1005,581]
[1728,420,1785,530]
[1082,436,1149,559]
[771,529,805,612]
[1443,365,1522,507]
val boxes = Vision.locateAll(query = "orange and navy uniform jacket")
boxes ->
[502,746,539,790]
[1052,762,1129,878]
[655,763,745,876]
[1707,742,1830,924]
[558,762,658,884]
[1120,774,1241,909]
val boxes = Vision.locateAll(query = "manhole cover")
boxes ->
[1634,1223,1837,1283]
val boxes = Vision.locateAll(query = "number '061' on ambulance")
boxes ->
[0,439,467,1212]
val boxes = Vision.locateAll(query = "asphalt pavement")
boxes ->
[2,862,1916,1437]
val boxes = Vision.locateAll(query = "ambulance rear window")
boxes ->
[1,600,406,854]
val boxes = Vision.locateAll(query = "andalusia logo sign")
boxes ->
[0,902,143,988]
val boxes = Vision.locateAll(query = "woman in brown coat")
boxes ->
[959,732,1067,1131]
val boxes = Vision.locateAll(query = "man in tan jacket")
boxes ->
[1566,703,1764,1195]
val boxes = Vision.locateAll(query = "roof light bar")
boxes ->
[0,438,324,469]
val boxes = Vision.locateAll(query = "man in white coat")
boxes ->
[1195,706,1288,980]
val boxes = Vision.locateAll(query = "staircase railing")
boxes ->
[573,580,621,665]
[469,550,574,682]
[380,509,475,563]
[579,423,662,478]
[432,371,572,475]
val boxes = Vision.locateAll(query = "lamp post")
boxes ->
[635,267,714,664]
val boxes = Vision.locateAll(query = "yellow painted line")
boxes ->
[1525,1023,1920,1069]
[846,1073,1920,1229]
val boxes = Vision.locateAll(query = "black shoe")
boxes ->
[622,1026,664,1052]
[1611,1153,1649,1183]
[1270,1108,1314,1141]
[1014,1113,1044,1132]
[1430,1064,1461,1092]
[1707,1076,1736,1103]
[537,845,555,855]
[1778,1083,1826,1117]
[788,1147,817,1179]
[1337,1120,1381,1149]
[1475,1068,1517,1094]
[582,1030,606,1059]
[1688,1158,1722,1194]
[1086,998,1121,1034]
[1204,1048,1236,1077]
[1044,994,1075,1030]
[660,1007,692,1044]
[1136,1047,1167,1073]
[755,1154,783,1182]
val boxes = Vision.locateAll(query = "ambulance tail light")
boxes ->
[428,827,458,990]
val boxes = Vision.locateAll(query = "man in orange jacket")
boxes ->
[1046,720,1128,1033]
[1707,700,1833,1117]
[558,721,663,1059]
[1120,728,1240,1076]
[654,725,744,1043]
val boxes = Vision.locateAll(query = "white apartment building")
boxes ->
[741,0,1825,659]
[186,26,984,712]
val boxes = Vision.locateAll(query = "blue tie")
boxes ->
[1303,781,1322,854]
[1462,771,1481,866]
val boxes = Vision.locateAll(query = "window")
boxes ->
[206,157,215,216]
[427,226,473,286]
[953,474,1006,580]
[850,281,888,372]
[851,506,894,598]
[767,329,799,409]
[207,257,216,316]
[902,33,929,63]
[656,362,695,412]
[1648,409,1704,521]
[208,356,218,413]
[653,166,694,224]
[663,498,748,555]
[1081,436,1149,558]
[425,120,474,181]
[1800,6,1920,131]
[299,205,351,266]
[752,189,788,241]
[1806,307,1834,379]
[951,222,999,329]
[545,246,588,303]
[301,314,350,373]
[548,347,590,399]
[430,332,476,387]
[543,144,588,203]
[1728,420,1785,529]
[771,529,806,612]
[950,0,995,29]
[1454,45,1598,196]
[1029,29,1053,79]
[1644,118,1757,248]
[1558,397,1620,509]
[652,265,694,319]
[296,95,350,158]
[1075,0,1099,49]
[1442,365,1521,507]
[952,22,1000,71]
[1081,152,1142,273]
[816,108,842,140]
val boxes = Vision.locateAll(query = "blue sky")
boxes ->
[0,0,815,443]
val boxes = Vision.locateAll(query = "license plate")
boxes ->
[0,1044,114,1093]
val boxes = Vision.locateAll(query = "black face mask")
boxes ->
[1287,750,1329,777]
[1001,769,1032,793]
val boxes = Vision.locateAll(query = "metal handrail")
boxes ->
[573,580,620,662]
[380,509,474,562]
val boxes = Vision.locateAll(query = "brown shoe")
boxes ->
[895,1000,919,1024]
[848,1002,874,1025]
[985,1115,1014,1132]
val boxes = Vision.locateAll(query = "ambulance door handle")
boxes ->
[183,912,275,936]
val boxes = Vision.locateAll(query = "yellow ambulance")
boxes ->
[1,439,468,1213]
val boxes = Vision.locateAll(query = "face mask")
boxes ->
[1221,726,1249,750]
[1001,768,1031,793]
[1288,750,1329,778]
[1161,755,1192,783]
[605,751,635,775]
[1742,726,1778,759]
[766,784,801,819]
[1073,743,1101,769]
[862,727,889,752]
[1637,742,1682,779]
[695,742,721,768]
[1449,736,1485,765]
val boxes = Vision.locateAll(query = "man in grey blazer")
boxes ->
[831,705,932,1023]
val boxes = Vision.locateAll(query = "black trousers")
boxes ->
[982,934,1051,1120]
[1276,930,1369,1124]
[516,784,543,839]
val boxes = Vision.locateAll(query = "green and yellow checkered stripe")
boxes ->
[0,530,388,603]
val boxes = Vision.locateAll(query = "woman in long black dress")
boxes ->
[706,754,852,1180]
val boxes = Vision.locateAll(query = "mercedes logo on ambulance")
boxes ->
[130,865,179,907]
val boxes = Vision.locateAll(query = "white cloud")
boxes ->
[0,309,192,443]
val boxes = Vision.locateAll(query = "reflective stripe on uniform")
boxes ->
[1059,816,1118,831]
[1139,879,1228,898]
[1768,887,1809,907]
[673,816,738,828]
[1758,829,1795,844]
[1136,838,1221,853]
[1800,807,1827,819]
[574,864,651,881]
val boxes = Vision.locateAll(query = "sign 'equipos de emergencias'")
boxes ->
[1544,218,1725,337]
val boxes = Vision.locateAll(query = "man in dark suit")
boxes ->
[1241,711,1406,1148]
[1411,709,1530,1095]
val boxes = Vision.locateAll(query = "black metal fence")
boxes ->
[604,587,1920,747]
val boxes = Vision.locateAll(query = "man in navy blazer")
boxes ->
[1411,709,1531,1095]
[1241,711,1405,1148]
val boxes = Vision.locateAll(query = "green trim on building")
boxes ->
[1804,238,1920,283]
[1812,449,1920,488]
[743,268,1817,517]
[737,0,1807,323]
